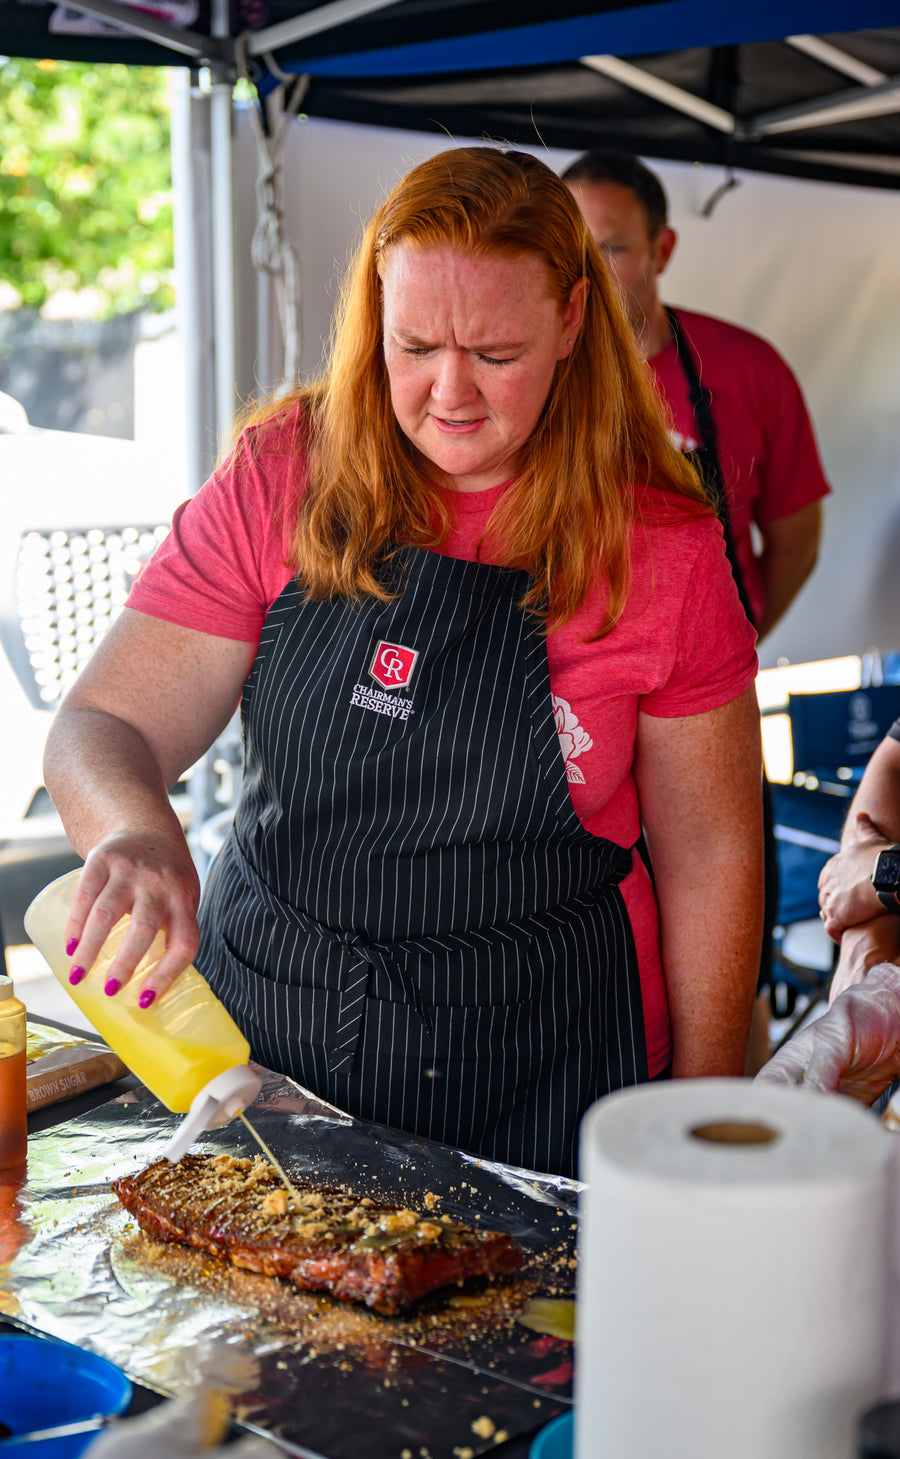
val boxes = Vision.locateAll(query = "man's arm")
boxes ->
[755,501,822,641]
[817,730,900,1001]
[829,919,900,1003]
[818,733,900,936]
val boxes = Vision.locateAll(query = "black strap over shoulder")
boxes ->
[665,306,757,628]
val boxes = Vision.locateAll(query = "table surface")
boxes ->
[16,1016,550,1458]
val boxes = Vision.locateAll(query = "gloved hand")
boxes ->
[87,1394,284,1459]
[755,961,900,1105]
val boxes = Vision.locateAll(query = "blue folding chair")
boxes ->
[786,684,900,791]
[769,781,841,1040]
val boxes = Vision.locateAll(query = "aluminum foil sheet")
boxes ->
[0,1069,579,1458]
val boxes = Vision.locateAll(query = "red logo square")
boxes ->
[368,641,418,690]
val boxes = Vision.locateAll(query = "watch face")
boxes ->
[875,849,900,890]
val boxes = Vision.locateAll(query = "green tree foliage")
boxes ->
[0,58,174,315]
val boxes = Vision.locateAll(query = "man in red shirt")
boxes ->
[564,149,831,1069]
[562,149,829,642]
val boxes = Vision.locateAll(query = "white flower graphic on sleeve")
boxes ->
[552,695,593,785]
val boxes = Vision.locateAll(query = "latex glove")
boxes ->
[87,1394,284,1459]
[818,813,891,939]
[755,962,900,1105]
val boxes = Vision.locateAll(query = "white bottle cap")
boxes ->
[160,1065,263,1163]
[0,976,15,1000]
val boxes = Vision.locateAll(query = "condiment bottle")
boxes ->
[23,870,261,1152]
[0,975,27,1171]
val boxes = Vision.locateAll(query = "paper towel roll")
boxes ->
[575,1079,895,1459]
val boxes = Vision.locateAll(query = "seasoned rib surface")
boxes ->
[112,1153,522,1314]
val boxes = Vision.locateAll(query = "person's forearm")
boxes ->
[840,736,900,849]
[829,917,900,1004]
[654,851,764,1078]
[755,543,818,642]
[635,690,764,1078]
[44,704,188,858]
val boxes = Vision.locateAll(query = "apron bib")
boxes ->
[198,545,647,1176]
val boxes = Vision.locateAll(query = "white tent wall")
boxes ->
[236,110,900,672]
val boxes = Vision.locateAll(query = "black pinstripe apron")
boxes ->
[197,545,648,1176]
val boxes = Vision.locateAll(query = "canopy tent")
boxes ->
[2,0,900,192]
[4,0,899,446]
[2,0,899,672]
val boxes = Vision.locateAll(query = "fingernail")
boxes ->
[138,989,156,1009]
[68,966,85,986]
[104,978,121,997]
[65,937,79,957]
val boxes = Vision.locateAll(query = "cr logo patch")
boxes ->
[368,641,419,690]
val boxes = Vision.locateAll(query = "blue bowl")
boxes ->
[0,1335,132,1456]
[530,1410,574,1459]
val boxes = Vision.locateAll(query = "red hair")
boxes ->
[243,145,707,634]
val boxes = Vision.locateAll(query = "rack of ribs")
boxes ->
[113,1152,522,1315]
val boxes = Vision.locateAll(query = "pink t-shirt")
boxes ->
[649,308,831,626]
[128,416,758,1074]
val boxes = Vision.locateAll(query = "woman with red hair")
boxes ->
[45,146,762,1177]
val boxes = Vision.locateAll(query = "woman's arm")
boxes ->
[635,687,765,1078]
[43,607,257,1000]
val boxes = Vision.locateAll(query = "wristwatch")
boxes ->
[871,844,900,911]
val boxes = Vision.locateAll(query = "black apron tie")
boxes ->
[665,306,777,994]
[665,306,756,627]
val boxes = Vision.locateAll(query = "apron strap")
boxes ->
[227,833,633,1076]
[665,306,757,628]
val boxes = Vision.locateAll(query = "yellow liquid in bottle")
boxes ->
[24,873,249,1114]
[68,970,249,1112]
[237,1112,303,1211]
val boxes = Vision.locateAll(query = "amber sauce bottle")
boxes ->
[0,976,27,1171]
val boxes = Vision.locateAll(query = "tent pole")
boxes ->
[580,53,735,134]
[784,35,887,86]
[210,0,238,452]
[36,0,215,58]
[246,0,399,60]
[749,74,900,136]
[170,68,217,493]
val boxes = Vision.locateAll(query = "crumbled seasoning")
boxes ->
[471,1417,496,1439]
[119,1154,489,1254]
[262,1189,289,1217]
[117,1222,541,1363]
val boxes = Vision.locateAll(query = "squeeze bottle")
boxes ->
[24,869,261,1161]
[0,975,27,1171]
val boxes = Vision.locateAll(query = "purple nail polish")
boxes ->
[65,937,78,957]
[68,966,85,986]
[138,989,156,1009]
[104,978,121,997]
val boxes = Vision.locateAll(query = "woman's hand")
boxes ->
[43,609,257,1006]
[65,829,202,1005]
